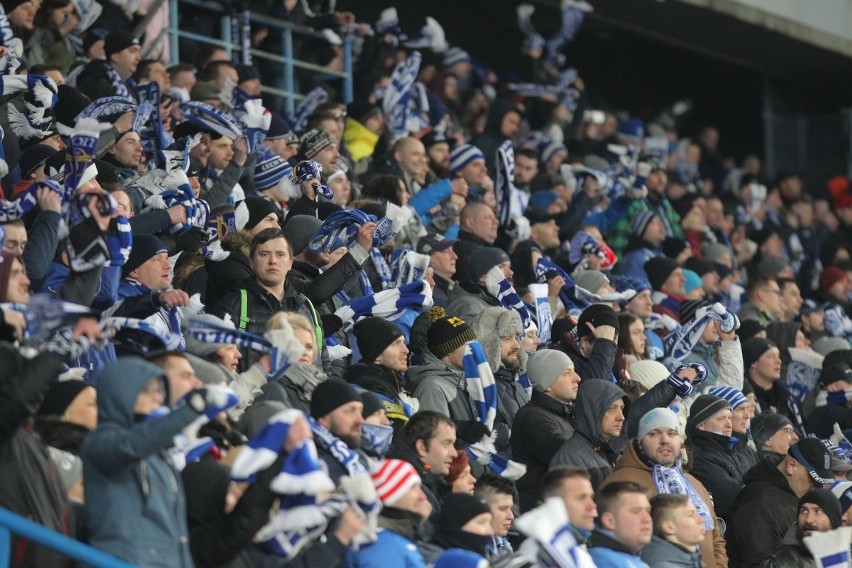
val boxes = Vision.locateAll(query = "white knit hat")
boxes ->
[628,360,670,390]
[638,407,681,440]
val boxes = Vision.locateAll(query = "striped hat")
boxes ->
[540,142,568,165]
[450,144,485,174]
[427,315,476,359]
[371,459,421,505]
[254,147,293,189]
[708,386,748,409]
[631,209,658,238]
[443,47,470,68]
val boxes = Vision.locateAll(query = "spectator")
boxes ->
[588,481,653,568]
[641,494,705,568]
[763,489,842,568]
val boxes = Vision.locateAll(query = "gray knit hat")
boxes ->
[283,214,323,256]
[183,314,234,357]
[750,412,793,450]
[300,129,335,160]
[574,270,609,294]
[686,394,731,434]
[527,349,573,391]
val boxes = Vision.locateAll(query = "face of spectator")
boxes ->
[488,493,515,536]
[171,70,196,91]
[514,154,538,185]
[560,476,598,532]
[416,421,457,475]
[327,174,351,205]
[462,513,494,536]
[661,268,686,297]
[798,502,833,537]
[531,219,560,250]
[521,328,541,351]
[701,271,720,295]
[317,118,341,145]
[239,78,261,96]
[547,363,581,403]
[394,482,431,519]
[763,425,797,454]
[646,170,667,195]
[641,428,682,467]
[427,142,450,172]
[215,344,242,373]
[109,132,143,168]
[464,205,498,244]
[63,386,98,431]
[700,320,721,345]
[601,492,653,552]
[794,330,810,349]
[249,213,280,236]
[731,405,750,435]
[628,319,646,355]
[144,61,171,91]
[293,328,315,365]
[374,335,409,372]
[801,310,825,334]
[133,377,166,416]
[208,136,235,170]
[600,399,626,440]
[500,335,520,370]
[429,247,457,280]
[314,143,340,177]
[698,408,733,436]
[111,190,133,218]
[3,224,27,255]
[129,252,170,290]
[451,465,476,495]
[250,237,292,288]
[626,289,653,318]
[394,139,428,184]
[461,158,488,188]
[161,355,202,405]
[9,0,37,29]
[780,283,804,321]
[322,401,364,449]
[643,216,667,247]
[501,111,522,139]
[750,347,782,382]
[214,65,239,90]
[111,44,142,79]
[190,134,211,167]
[669,502,707,547]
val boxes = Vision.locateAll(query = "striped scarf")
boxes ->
[389,248,430,287]
[186,316,291,379]
[495,140,522,232]
[652,462,714,531]
[287,86,327,133]
[463,341,527,480]
[6,74,57,142]
[534,258,636,314]
[292,160,333,201]
[136,81,168,163]
[371,249,392,290]
[515,497,583,568]
[483,266,533,332]
[307,209,397,252]
[106,216,133,266]
[544,0,591,67]
[383,51,422,139]
[335,280,433,332]
[664,303,738,361]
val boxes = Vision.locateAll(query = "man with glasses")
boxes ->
[738,275,783,326]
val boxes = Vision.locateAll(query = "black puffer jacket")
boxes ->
[345,362,413,432]
[761,525,815,568]
[494,367,529,457]
[686,429,756,523]
[206,231,254,309]
[727,455,800,568]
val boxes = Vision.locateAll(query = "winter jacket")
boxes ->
[738,303,776,327]
[511,389,575,512]
[619,245,662,284]
[572,337,618,383]
[727,455,800,568]
[446,280,500,324]
[748,377,797,425]
[77,59,137,100]
[602,440,728,568]
[202,163,247,208]
[589,529,650,568]
[344,362,414,431]
[253,374,313,415]
[806,398,852,438]
[494,367,529,452]
[760,525,816,568]
[346,508,428,568]
[0,343,70,568]
[23,209,61,285]
[82,358,201,567]
[641,535,703,568]
[685,429,753,523]
[206,231,254,309]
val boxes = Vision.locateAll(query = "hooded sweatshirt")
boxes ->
[82,358,201,567]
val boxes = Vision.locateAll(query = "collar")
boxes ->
[531,389,573,418]
[590,528,641,556]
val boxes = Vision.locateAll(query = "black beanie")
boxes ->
[468,247,510,282]
[736,319,766,342]
[686,394,731,434]
[1,0,28,13]
[819,362,852,388]
[244,196,278,231]
[799,489,842,529]
[37,380,92,417]
[310,379,361,419]
[122,234,167,279]
[679,299,712,325]
[644,257,680,291]
[750,412,793,450]
[283,215,322,256]
[55,85,92,130]
[437,493,491,530]
[742,337,776,372]
[19,144,57,180]
[360,390,385,419]
[104,31,139,59]
[353,318,404,364]
[427,315,476,359]
[577,304,619,338]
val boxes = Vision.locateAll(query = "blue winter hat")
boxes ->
[434,549,488,568]
[443,47,471,68]
[631,210,658,238]
[254,147,293,190]
[709,386,748,409]
[618,118,645,141]
[615,275,651,295]
[450,144,485,175]
[528,190,558,210]
[683,269,702,295]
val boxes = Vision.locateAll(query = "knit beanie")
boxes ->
[577,304,619,339]
[371,459,421,506]
[682,270,702,295]
[799,489,842,529]
[638,407,681,440]
[742,338,776,371]
[831,481,852,514]
[428,315,476,359]
[527,349,573,391]
[819,363,852,387]
[443,47,471,69]
[244,196,278,232]
[122,234,167,279]
[449,144,485,175]
[820,266,849,294]
[684,258,718,278]
[360,390,386,419]
[0,0,28,13]
[644,257,680,291]
[628,360,671,390]
[283,215,323,256]
[353,318,404,363]
[574,270,609,294]
[37,380,92,417]
[736,320,766,342]
[300,129,335,160]
[310,379,362,419]
[468,247,510,282]
[183,314,233,357]
[615,275,651,295]
[254,147,292,190]
[679,299,712,325]
[184,353,233,386]
[631,210,658,238]
[686,394,731,433]
[750,412,792,450]
[104,31,139,58]
[437,493,491,529]
[708,386,748,409]
[661,237,690,260]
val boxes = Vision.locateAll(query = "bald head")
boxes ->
[393,136,428,183]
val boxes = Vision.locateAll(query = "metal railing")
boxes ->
[0,507,135,568]
[155,0,353,114]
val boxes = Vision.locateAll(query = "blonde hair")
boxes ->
[267,311,315,350]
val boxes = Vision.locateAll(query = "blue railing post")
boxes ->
[282,28,295,115]
[168,0,179,65]
[0,526,9,568]
[342,33,353,104]
[221,14,233,58]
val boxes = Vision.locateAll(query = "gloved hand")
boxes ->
[43,325,100,358]
[456,420,491,444]
[666,362,708,398]
[718,307,740,334]
[265,327,305,380]
[174,225,209,253]
[184,385,240,418]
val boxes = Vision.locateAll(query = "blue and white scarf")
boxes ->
[136,81,169,164]
[7,74,57,141]
[371,249,392,291]
[389,248,430,287]
[483,266,534,333]
[495,140,522,231]
[292,160,333,200]
[652,461,714,531]
[101,316,185,352]
[544,0,591,67]
[186,316,291,379]
[515,497,584,568]
[534,257,636,314]
[180,101,243,140]
[0,179,51,223]
[0,5,14,53]
[287,86,327,133]
[5,293,93,345]
[307,209,397,252]
[106,216,133,266]
[383,51,422,139]
[664,302,739,361]
[233,96,270,155]
[335,279,433,332]
[463,341,527,480]
[75,96,137,122]
[516,3,545,56]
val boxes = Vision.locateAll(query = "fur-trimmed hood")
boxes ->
[221,229,254,257]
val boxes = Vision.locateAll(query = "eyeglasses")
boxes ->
[142,382,166,397]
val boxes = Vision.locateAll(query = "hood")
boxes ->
[575,380,629,445]
[483,99,521,138]
[97,357,168,428]
[742,454,794,494]
[221,229,254,256]
[409,353,463,383]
